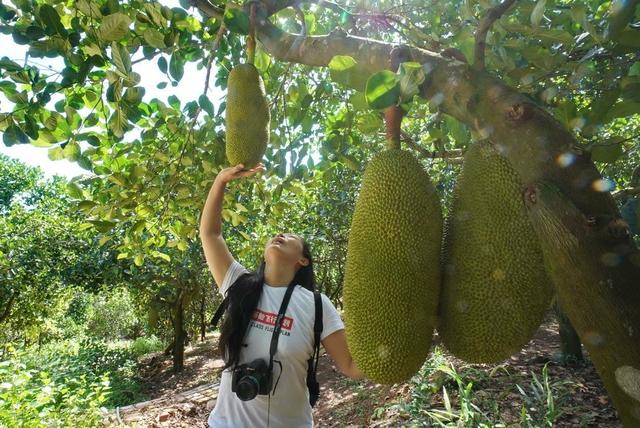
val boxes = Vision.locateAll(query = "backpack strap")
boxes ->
[210,295,229,329]
[306,291,323,406]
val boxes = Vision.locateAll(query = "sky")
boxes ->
[0,0,224,181]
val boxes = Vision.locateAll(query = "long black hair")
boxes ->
[218,238,315,370]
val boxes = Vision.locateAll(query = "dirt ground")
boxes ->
[103,310,621,427]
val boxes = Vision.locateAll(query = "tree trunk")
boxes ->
[553,301,583,364]
[199,292,206,342]
[0,290,17,324]
[526,183,640,428]
[172,294,185,372]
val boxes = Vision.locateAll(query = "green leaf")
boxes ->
[134,254,144,266]
[349,92,368,111]
[40,4,65,35]
[616,29,640,47]
[157,56,168,73]
[329,64,369,91]
[365,71,400,110]
[587,88,620,125]
[124,86,145,103]
[3,124,28,146]
[144,2,167,28]
[168,94,181,110]
[199,94,215,116]
[590,138,625,163]
[604,100,640,121]
[0,57,22,72]
[32,130,57,147]
[48,146,65,160]
[223,8,249,34]
[398,62,426,102]
[76,0,102,18]
[254,45,271,73]
[110,42,131,74]
[108,108,128,138]
[63,141,81,161]
[328,55,357,71]
[66,181,84,198]
[143,28,166,49]
[97,12,132,42]
[169,52,185,81]
[606,0,639,40]
[26,25,45,40]
[89,220,117,233]
[531,0,547,27]
[77,200,98,211]
[629,62,640,77]
[356,112,383,133]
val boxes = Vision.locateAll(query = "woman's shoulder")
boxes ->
[293,287,334,307]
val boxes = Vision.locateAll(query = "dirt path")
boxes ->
[103,311,621,427]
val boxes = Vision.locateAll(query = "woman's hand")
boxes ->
[215,163,265,185]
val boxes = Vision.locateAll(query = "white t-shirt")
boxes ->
[208,260,345,428]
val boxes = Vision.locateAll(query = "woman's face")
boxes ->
[264,233,308,268]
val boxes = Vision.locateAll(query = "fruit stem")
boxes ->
[385,105,403,150]
[247,2,257,64]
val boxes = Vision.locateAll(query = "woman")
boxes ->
[199,163,364,428]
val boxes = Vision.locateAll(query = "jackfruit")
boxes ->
[439,141,552,363]
[225,63,270,168]
[343,149,442,384]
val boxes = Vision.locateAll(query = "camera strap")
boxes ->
[268,282,297,377]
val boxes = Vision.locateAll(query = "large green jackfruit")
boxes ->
[225,63,270,167]
[439,141,553,363]
[343,149,442,384]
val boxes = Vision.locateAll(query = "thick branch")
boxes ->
[613,187,640,200]
[401,131,464,164]
[191,0,224,18]
[473,0,517,71]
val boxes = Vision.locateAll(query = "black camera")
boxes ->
[231,358,273,401]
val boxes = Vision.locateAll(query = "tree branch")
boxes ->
[190,0,224,18]
[401,130,464,164]
[473,0,517,71]
[293,4,307,35]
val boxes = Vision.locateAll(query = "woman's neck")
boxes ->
[264,263,295,287]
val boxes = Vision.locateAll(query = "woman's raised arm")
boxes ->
[199,163,264,289]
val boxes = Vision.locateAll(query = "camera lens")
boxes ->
[236,375,260,401]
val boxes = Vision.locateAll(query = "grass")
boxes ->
[371,346,574,428]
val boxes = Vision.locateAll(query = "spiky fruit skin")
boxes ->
[439,141,553,363]
[225,63,270,168]
[343,149,443,384]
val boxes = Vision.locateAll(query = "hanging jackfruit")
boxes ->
[225,63,270,168]
[343,149,443,384]
[439,141,552,363]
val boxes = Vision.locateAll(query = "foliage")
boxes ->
[0,156,123,345]
[85,288,140,341]
[0,336,151,417]
[516,363,572,428]
[0,341,109,427]
[372,347,573,427]
[129,335,164,357]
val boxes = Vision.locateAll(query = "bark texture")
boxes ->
[525,183,640,427]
